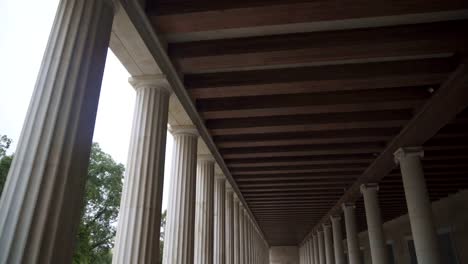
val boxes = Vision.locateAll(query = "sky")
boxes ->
[0,0,173,210]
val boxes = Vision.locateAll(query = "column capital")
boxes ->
[360,183,379,194]
[342,202,356,210]
[169,125,199,136]
[198,153,215,163]
[225,182,233,192]
[330,215,341,222]
[128,74,172,93]
[394,146,424,164]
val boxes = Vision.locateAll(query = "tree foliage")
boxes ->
[160,210,167,264]
[73,143,124,264]
[0,134,13,196]
[0,138,169,263]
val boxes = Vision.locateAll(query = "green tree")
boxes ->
[0,134,13,195]
[160,210,167,264]
[0,138,124,263]
[73,143,124,264]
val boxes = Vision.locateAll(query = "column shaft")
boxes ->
[342,204,360,264]
[113,76,171,263]
[214,177,226,264]
[225,187,234,264]
[330,216,346,264]
[323,224,335,264]
[194,156,215,264]
[239,205,245,264]
[163,127,198,264]
[361,184,388,264]
[318,231,326,264]
[313,234,319,264]
[395,147,441,264]
[0,0,114,262]
[233,198,240,264]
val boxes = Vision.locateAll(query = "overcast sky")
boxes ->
[0,0,173,210]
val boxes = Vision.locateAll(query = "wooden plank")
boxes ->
[185,58,453,88]
[169,21,468,73]
[151,0,468,33]
[196,87,430,112]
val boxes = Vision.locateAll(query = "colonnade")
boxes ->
[0,0,269,263]
[299,147,441,264]
[0,1,443,264]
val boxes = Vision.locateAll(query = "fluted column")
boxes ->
[303,245,306,264]
[394,147,441,264]
[113,75,171,263]
[248,218,253,264]
[214,176,226,264]
[226,185,234,264]
[194,155,215,264]
[233,196,241,264]
[318,230,326,264]
[239,204,245,264]
[313,234,319,264]
[163,126,199,264]
[361,183,388,264]
[342,203,360,264]
[303,240,308,264]
[0,0,114,263]
[323,224,335,264]
[330,216,345,264]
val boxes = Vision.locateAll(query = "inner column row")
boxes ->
[300,147,440,264]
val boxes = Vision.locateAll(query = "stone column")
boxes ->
[163,126,198,264]
[307,237,315,264]
[330,216,346,264]
[233,196,241,264]
[0,0,114,262]
[244,209,250,264]
[239,204,245,264]
[299,244,305,264]
[318,230,326,264]
[248,218,253,264]
[113,75,171,263]
[194,155,215,264]
[304,240,309,264]
[360,183,389,264]
[313,233,319,264]
[394,147,441,264]
[342,203,360,264]
[214,175,226,264]
[226,184,234,264]
[323,224,335,264]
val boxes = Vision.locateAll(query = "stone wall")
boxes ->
[357,189,468,264]
[270,246,299,264]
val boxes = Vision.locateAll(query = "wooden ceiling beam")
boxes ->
[185,58,452,89]
[210,110,411,136]
[222,141,384,159]
[238,181,353,188]
[196,87,430,112]
[240,187,347,192]
[150,0,468,34]
[216,127,400,148]
[169,20,467,73]
[209,110,410,130]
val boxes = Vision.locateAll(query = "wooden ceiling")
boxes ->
[146,0,468,245]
